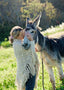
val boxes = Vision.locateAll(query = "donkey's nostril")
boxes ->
[22,43,31,50]
[24,43,28,47]
[22,43,28,47]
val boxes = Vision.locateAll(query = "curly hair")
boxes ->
[9,26,23,43]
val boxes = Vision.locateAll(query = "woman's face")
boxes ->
[20,29,25,39]
[17,29,25,40]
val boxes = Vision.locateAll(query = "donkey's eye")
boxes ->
[26,28,30,31]
[31,31,34,33]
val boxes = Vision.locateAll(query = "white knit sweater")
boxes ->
[13,39,39,89]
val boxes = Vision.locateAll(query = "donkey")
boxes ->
[25,14,64,90]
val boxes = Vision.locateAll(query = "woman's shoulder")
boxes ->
[13,39,22,48]
[13,39,22,44]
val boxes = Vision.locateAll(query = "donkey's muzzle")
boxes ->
[22,43,31,50]
[22,36,31,50]
[23,43,28,47]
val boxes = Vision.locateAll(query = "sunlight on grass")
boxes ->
[0,48,17,90]
[0,48,64,90]
[42,23,64,36]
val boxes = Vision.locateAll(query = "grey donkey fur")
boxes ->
[25,14,64,90]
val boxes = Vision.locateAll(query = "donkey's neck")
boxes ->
[37,30,45,49]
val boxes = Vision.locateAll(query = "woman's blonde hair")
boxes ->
[9,26,23,43]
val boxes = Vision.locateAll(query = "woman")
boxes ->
[9,26,39,90]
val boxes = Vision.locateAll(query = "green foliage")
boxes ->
[0,0,64,40]
[21,0,42,19]
[45,2,56,19]
[1,40,12,48]
[40,2,57,29]
[4,38,7,41]
[48,0,64,11]
[0,24,14,41]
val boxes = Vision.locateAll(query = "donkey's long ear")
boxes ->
[26,17,32,28]
[33,12,42,27]
[26,17,30,27]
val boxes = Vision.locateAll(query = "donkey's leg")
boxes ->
[45,65,56,90]
[57,63,64,83]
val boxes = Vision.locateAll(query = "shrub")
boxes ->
[0,24,14,41]
[0,41,1,46]
[1,41,12,48]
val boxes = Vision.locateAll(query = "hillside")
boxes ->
[41,23,64,38]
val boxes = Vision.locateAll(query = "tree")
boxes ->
[48,0,64,11]
[40,0,46,3]
[0,0,24,26]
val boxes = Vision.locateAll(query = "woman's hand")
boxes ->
[25,32,33,41]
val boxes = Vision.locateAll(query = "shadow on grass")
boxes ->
[56,84,64,90]
[49,83,64,90]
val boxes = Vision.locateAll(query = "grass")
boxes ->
[0,48,17,90]
[0,47,64,90]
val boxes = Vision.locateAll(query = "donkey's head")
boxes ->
[25,13,45,51]
[22,13,42,50]
[25,13,42,39]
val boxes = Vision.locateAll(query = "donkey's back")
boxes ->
[54,36,64,57]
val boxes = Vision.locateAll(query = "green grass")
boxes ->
[0,48,17,90]
[0,48,64,90]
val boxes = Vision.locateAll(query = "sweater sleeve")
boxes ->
[13,41,23,58]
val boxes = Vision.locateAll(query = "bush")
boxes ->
[1,41,12,48]
[0,24,14,41]
[0,41,1,46]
